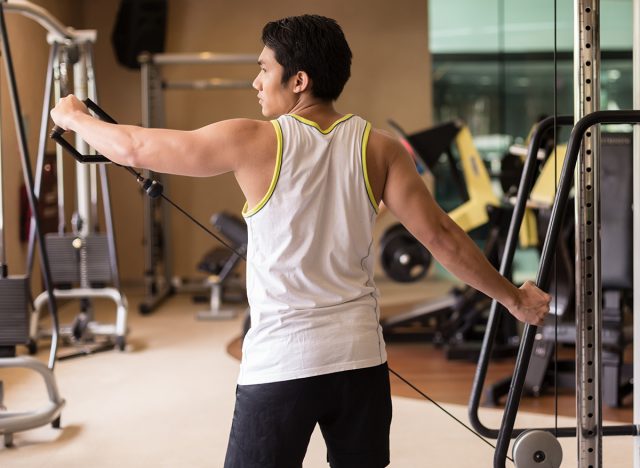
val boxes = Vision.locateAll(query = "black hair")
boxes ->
[261,14,352,101]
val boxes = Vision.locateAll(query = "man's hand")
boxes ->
[50,94,90,131]
[507,280,551,326]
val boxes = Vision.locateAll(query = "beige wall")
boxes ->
[5,0,432,284]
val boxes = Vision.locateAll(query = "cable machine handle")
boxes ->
[50,98,164,199]
[49,98,115,164]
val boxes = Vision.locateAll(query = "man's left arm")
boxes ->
[379,134,550,326]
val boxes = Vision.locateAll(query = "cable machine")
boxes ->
[0,0,64,446]
[137,52,256,315]
[463,1,640,466]
[18,2,128,357]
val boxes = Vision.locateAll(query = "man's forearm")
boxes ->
[68,113,144,167]
[426,215,519,310]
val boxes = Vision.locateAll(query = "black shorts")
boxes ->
[224,362,392,468]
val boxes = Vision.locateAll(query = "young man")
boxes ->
[52,14,550,468]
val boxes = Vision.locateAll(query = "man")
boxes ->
[51,14,550,468]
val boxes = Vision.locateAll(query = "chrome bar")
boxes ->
[574,1,602,465]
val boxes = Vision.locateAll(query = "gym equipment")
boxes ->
[487,108,640,467]
[379,224,432,283]
[138,51,257,315]
[512,430,562,468]
[50,100,245,278]
[0,0,65,446]
[195,212,247,320]
[24,12,128,358]
[517,133,634,407]
[487,1,640,460]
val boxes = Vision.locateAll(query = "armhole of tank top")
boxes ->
[361,121,379,214]
[242,119,283,218]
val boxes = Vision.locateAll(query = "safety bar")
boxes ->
[493,110,640,467]
[469,115,573,438]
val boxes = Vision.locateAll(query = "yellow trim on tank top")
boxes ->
[288,113,354,134]
[361,121,379,213]
[242,120,283,218]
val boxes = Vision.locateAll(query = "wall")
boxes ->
[5,0,432,284]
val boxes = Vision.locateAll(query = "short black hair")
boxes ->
[261,15,352,101]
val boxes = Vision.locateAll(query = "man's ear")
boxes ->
[292,71,310,94]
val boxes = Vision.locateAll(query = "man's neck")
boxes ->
[286,99,342,127]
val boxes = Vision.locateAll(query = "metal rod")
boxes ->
[633,0,640,466]
[468,115,574,439]
[141,58,161,302]
[86,42,99,231]
[149,52,257,65]
[2,0,73,42]
[73,43,90,239]
[0,88,5,272]
[53,46,66,234]
[493,110,640,468]
[26,41,57,277]
[163,79,254,90]
[574,1,602,465]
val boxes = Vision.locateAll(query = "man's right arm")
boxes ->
[51,94,269,177]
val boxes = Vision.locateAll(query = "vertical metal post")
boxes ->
[53,47,66,234]
[73,44,90,237]
[26,41,57,275]
[633,0,640,466]
[85,41,99,232]
[0,100,5,274]
[574,0,602,466]
[140,56,157,297]
[139,54,173,312]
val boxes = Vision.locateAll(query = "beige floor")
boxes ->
[0,287,634,467]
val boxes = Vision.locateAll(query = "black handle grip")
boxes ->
[50,98,113,163]
[50,98,165,197]
[84,98,117,124]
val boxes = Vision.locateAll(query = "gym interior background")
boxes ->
[0,0,637,467]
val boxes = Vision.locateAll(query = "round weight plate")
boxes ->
[380,224,432,283]
[512,430,562,468]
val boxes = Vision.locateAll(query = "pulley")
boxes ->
[512,430,562,468]
[379,223,431,283]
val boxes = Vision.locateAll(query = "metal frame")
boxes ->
[137,51,256,315]
[0,0,65,445]
[633,0,640,465]
[574,0,601,464]
[17,2,128,353]
[464,1,640,466]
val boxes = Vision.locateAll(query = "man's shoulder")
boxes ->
[367,126,404,156]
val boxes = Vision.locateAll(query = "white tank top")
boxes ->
[238,113,387,385]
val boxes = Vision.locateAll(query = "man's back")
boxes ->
[239,113,387,385]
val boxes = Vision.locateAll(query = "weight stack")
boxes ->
[0,276,29,345]
[45,234,113,287]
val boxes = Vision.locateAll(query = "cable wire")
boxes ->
[553,0,559,438]
[388,367,514,464]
